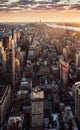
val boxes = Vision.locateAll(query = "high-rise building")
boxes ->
[63,48,68,61]
[0,84,11,124]
[12,28,17,47]
[75,46,80,68]
[0,40,3,47]
[31,89,44,128]
[2,36,10,50]
[11,39,15,90]
[75,85,80,126]
[0,40,4,54]
[75,52,80,67]
[59,59,69,84]
[2,52,6,72]
[72,81,80,99]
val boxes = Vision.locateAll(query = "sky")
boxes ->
[0,0,80,23]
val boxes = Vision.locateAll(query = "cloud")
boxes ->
[0,0,80,12]
[69,4,80,10]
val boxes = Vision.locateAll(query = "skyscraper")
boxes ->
[75,85,80,126]
[11,39,15,90]
[31,89,44,128]
[59,59,69,84]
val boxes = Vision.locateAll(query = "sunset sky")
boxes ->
[0,0,80,23]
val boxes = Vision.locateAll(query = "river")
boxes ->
[45,23,80,32]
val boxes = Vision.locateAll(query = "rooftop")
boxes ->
[8,116,23,126]
[31,89,44,99]
[75,81,80,86]
[51,65,59,71]
[76,85,80,93]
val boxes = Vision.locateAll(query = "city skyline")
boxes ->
[0,0,80,23]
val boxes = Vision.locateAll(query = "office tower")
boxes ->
[12,28,14,40]
[75,85,80,126]
[63,48,68,61]
[17,31,21,42]
[9,35,12,47]
[66,45,70,56]
[0,40,2,47]
[0,40,4,54]
[59,59,69,84]
[15,58,20,80]
[0,84,11,124]
[2,52,6,72]
[12,39,15,90]
[72,81,80,99]
[75,46,80,65]
[12,28,17,47]
[2,36,10,50]
[75,52,80,67]
[31,89,44,128]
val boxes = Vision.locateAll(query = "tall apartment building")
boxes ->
[63,47,68,61]
[75,85,80,126]
[75,52,80,67]
[11,39,15,90]
[0,41,4,54]
[0,40,6,72]
[31,89,44,129]
[59,59,69,84]
[72,81,80,99]
[0,84,11,124]
[75,47,80,69]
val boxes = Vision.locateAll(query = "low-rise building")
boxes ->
[7,116,23,130]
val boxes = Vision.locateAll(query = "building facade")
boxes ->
[59,59,69,84]
[31,89,44,128]
[0,85,11,124]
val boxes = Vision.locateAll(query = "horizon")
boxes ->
[0,21,80,24]
[0,0,80,23]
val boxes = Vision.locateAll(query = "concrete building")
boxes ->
[51,65,59,76]
[16,49,25,66]
[63,47,68,61]
[0,42,6,72]
[28,45,36,59]
[0,84,11,124]
[64,106,78,130]
[52,92,60,113]
[7,116,23,130]
[31,88,44,128]
[59,59,69,84]
[2,52,6,72]
[75,85,80,126]
[11,39,15,90]
[15,58,20,81]
[0,40,3,47]
[75,46,80,71]
[72,81,80,99]
[2,36,10,50]
[75,52,80,69]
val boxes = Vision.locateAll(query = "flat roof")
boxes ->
[8,116,23,125]
[31,91,44,99]
[51,66,59,71]
[21,81,29,85]
[17,90,28,95]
